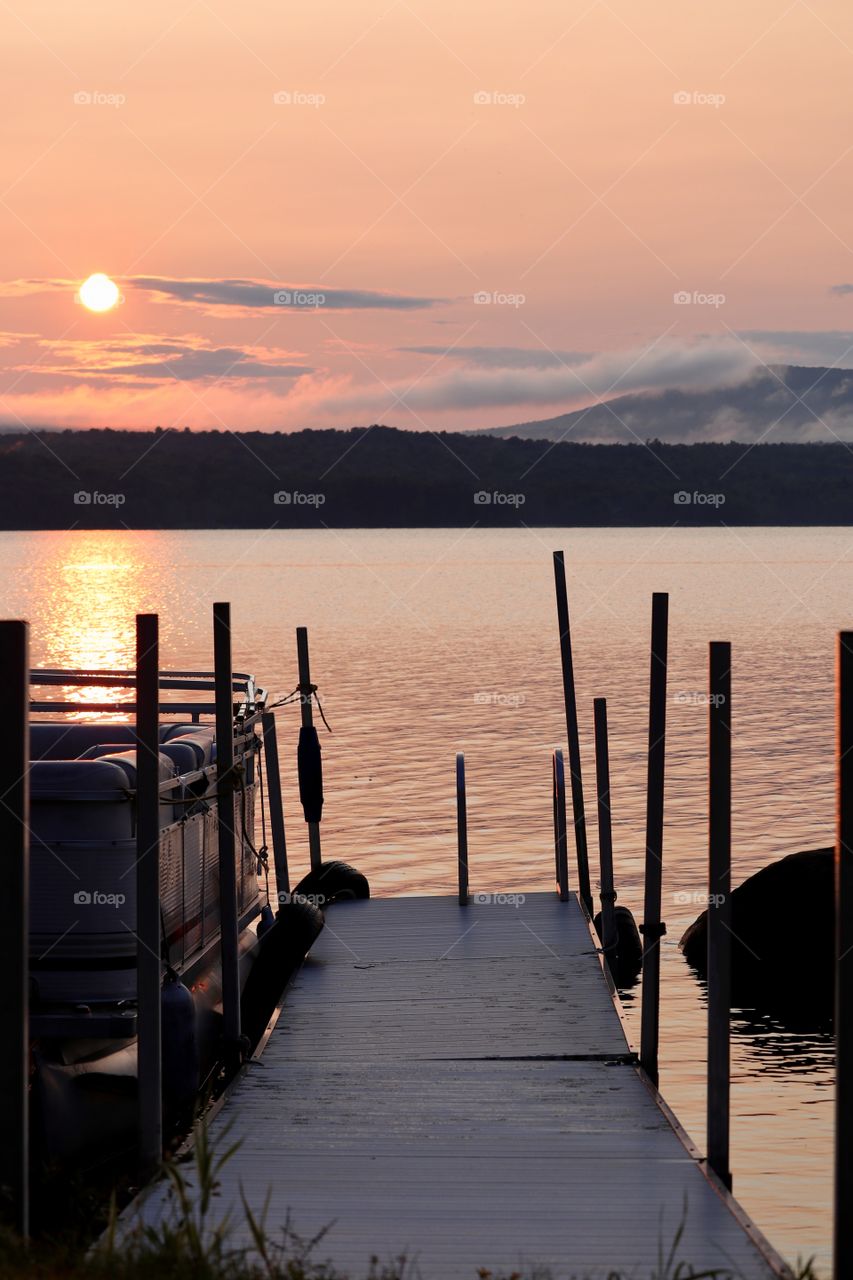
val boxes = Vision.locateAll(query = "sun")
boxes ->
[79,273,120,313]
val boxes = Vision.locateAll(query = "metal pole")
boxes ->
[0,621,29,1235]
[213,602,242,1052]
[135,613,162,1176]
[456,753,468,905]
[835,632,853,1278]
[553,551,592,915]
[296,626,322,873]
[593,698,618,959]
[640,591,669,1087]
[707,642,732,1189]
[261,711,290,900]
[553,749,569,902]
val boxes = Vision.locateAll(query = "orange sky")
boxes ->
[2,0,853,432]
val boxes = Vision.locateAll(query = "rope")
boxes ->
[265,683,332,733]
[255,735,271,905]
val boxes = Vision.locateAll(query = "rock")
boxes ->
[680,847,834,1026]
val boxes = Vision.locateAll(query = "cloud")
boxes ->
[738,329,853,365]
[0,334,314,392]
[830,284,853,295]
[0,276,450,313]
[332,338,755,417]
[398,345,592,369]
[132,277,450,312]
[102,346,312,380]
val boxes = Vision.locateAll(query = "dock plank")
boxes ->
[134,894,787,1279]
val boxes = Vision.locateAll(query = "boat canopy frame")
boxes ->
[28,668,267,723]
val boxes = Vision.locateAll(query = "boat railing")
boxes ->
[28,668,266,722]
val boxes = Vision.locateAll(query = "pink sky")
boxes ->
[1,0,853,432]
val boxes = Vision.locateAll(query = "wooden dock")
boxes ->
[133,892,791,1279]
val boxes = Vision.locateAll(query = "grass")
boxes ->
[0,1125,824,1280]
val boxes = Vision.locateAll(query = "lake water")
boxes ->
[1,525,840,1273]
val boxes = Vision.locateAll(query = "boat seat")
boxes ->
[79,740,199,778]
[159,725,215,767]
[30,722,137,761]
[95,751,179,824]
[30,759,136,841]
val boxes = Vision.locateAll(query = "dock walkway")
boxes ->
[135,893,790,1279]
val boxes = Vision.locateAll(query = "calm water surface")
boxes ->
[1,526,841,1273]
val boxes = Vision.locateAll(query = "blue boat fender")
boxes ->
[161,973,199,1113]
[257,901,276,939]
[297,725,324,823]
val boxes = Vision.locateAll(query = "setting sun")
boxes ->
[78,273,120,313]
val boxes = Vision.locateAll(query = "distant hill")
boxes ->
[1,426,853,527]
[482,365,853,444]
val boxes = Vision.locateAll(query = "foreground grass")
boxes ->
[0,1125,823,1280]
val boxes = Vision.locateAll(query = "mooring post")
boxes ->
[553,748,569,902]
[261,711,290,900]
[456,753,469,905]
[707,641,732,1190]
[136,612,162,1176]
[296,627,323,874]
[640,591,669,1088]
[553,551,592,915]
[213,602,242,1052]
[593,698,618,960]
[0,621,29,1236]
[835,632,853,1278]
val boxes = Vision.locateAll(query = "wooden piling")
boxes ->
[553,551,592,915]
[593,699,617,959]
[0,621,29,1235]
[835,632,853,1278]
[640,592,669,1087]
[213,602,242,1051]
[261,711,290,900]
[296,627,322,874]
[707,641,732,1190]
[456,753,468,905]
[135,613,163,1176]
[553,749,569,902]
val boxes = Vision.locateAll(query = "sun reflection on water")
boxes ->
[35,536,147,721]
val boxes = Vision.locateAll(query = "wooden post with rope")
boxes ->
[296,627,323,874]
